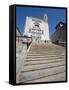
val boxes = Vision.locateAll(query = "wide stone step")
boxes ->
[29,44,64,47]
[29,47,65,50]
[20,65,65,82]
[26,56,65,60]
[24,58,65,66]
[30,48,63,52]
[27,53,65,56]
[23,60,65,71]
[29,52,65,54]
[26,55,65,58]
[24,72,66,83]
[28,51,65,54]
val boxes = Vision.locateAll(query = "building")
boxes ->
[23,14,50,42]
[50,22,66,46]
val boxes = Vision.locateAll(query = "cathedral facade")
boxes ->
[23,14,50,42]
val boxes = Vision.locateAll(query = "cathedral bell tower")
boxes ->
[41,14,50,42]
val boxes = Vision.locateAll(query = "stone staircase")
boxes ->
[19,42,66,83]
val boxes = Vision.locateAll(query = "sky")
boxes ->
[16,6,66,37]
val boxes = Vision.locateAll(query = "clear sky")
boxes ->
[16,6,66,36]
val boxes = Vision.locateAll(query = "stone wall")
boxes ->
[16,36,32,83]
[50,22,66,46]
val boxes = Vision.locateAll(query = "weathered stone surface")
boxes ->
[16,42,66,83]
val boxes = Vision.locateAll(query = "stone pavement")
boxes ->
[16,42,66,83]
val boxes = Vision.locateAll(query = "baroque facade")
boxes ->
[23,14,50,42]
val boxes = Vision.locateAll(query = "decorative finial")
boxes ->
[43,14,48,22]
